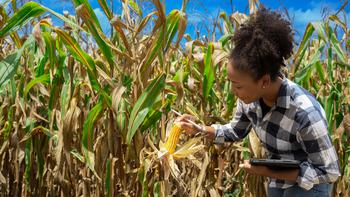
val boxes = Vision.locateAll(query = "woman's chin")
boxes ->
[241,98,254,104]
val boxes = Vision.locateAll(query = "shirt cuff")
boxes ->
[296,161,317,190]
[211,124,225,144]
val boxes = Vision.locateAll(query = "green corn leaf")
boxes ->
[130,0,142,16]
[0,52,22,89]
[60,81,70,118]
[310,41,326,64]
[311,22,327,41]
[294,23,314,63]
[173,66,188,83]
[295,41,325,84]
[72,0,102,30]
[203,43,214,101]
[311,78,320,93]
[327,47,334,83]
[24,139,32,189]
[153,182,161,197]
[82,101,104,177]
[116,98,128,139]
[48,43,66,111]
[126,74,166,144]
[292,44,308,75]
[36,144,45,184]
[98,0,112,20]
[329,15,347,31]
[0,2,45,38]
[42,32,56,70]
[0,2,82,38]
[141,28,165,73]
[0,36,35,88]
[165,10,181,52]
[35,50,49,77]
[225,88,235,117]
[41,6,83,31]
[219,12,234,34]
[219,34,233,49]
[304,68,312,90]
[76,4,115,69]
[294,63,312,84]
[174,11,187,48]
[314,61,326,84]
[140,109,162,132]
[334,62,350,71]
[328,26,347,63]
[23,74,50,99]
[325,90,336,134]
[52,28,103,95]
[140,9,183,73]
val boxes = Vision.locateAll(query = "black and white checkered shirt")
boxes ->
[212,78,340,190]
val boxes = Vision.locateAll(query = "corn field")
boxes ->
[0,0,349,196]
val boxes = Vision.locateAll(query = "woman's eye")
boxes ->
[236,86,242,89]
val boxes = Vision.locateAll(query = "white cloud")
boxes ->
[187,7,223,25]
[93,8,111,35]
[287,1,343,37]
[289,7,323,26]
[188,13,203,24]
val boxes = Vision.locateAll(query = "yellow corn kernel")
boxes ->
[165,123,182,154]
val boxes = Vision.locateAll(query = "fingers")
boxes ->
[175,114,197,123]
[244,160,251,168]
[174,113,202,135]
[177,121,200,135]
[239,160,251,169]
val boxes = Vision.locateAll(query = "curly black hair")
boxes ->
[230,6,294,81]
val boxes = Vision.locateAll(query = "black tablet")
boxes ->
[250,158,300,169]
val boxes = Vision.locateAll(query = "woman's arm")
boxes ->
[178,99,252,143]
[241,160,299,181]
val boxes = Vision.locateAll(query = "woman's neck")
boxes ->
[262,77,283,107]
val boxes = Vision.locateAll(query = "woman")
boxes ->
[177,7,340,197]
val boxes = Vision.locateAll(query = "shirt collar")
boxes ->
[275,77,291,109]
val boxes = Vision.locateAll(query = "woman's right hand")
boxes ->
[175,114,200,135]
[175,114,216,139]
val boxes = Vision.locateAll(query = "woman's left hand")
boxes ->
[240,160,268,175]
[240,160,299,182]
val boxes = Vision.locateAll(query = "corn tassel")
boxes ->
[165,123,183,154]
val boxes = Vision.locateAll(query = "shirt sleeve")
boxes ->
[211,99,252,144]
[296,109,341,190]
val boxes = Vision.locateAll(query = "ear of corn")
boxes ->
[165,123,183,154]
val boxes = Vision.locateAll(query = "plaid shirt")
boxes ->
[212,78,340,190]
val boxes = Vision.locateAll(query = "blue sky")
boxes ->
[2,0,349,43]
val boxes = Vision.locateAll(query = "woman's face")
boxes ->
[227,62,266,104]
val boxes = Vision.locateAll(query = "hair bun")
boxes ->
[252,28,264,45]
[252,28,280,61]
[230,6,294,81]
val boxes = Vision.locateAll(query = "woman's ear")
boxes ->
[261,74,271,89]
